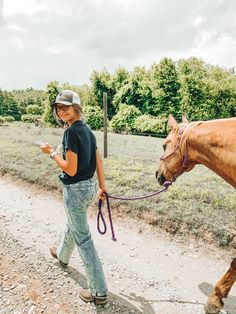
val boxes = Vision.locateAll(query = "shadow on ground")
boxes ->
[57,262,156,314]
[199,282,236,314]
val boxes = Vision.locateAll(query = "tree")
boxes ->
[0,91,21,120]
[111,67,129,92]
[178,57,208,120]
[11,88,46,116]
[76,84,97,110]
[90,69,116,119]
[205,66,236,119]
[0,89,7,116]
[113,66,155,115]
[43,81,60,126]
[151,58,181,118]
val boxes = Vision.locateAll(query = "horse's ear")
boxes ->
[182,115,189,124]
[168,114,178,129]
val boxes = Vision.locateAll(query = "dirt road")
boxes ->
[0,176,235,314]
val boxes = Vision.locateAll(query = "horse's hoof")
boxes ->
[204,301,221,314]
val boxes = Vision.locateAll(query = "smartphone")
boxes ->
[33,140,45,146]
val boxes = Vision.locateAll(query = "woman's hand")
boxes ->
[96,187,108,203]
[40,143,54,155]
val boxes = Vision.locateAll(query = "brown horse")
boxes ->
[156,115,236,314]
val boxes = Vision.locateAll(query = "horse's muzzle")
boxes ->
[156,171,166,186]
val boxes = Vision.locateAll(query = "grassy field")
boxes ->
[0,122,236,248]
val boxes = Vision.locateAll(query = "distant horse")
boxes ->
[156,115,236,314]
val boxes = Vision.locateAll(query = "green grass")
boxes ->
[1,122,236,248]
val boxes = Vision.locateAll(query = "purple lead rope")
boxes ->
[97,192,117,241]
[97,181,173,241]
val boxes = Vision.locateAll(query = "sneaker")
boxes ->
[49,247,68,267]
[79,289,108,305]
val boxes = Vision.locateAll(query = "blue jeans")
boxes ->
[57,179,108,296]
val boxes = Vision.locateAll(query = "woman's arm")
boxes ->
[53,150,77,176]
[96,149,107,199]
[40,143,77,176]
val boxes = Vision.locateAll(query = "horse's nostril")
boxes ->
[157,174,166,186]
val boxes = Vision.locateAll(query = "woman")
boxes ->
[39,90,108,305]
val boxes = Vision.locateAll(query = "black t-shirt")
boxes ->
[59,120,97,185]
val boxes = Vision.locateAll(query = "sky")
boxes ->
[0,0,236,90]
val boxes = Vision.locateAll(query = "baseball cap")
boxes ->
[51,90,81,107]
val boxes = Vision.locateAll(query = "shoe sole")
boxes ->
[94,298,108,305]
[79,294,94,303]
[59,261,68,267]
[79,294,107,305]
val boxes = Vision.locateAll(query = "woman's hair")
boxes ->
[54,104,84,128]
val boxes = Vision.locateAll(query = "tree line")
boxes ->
[1,57,236,135]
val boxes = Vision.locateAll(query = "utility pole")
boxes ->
[103,92,108,158]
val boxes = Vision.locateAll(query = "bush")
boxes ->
[0,115,15,123]
[21,114,38,123]
[84,106,103,130]
[4,116,15,122]
[26,104,43,115]
[110,104,141,133]
[134,115,167,135]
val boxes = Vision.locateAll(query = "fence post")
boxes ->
[103,92,108,158]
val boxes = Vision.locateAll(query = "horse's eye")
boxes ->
[162,144,167,151]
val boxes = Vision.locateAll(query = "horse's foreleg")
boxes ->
[204,258,236,314]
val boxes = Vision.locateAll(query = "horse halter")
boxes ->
[160,127,189,181]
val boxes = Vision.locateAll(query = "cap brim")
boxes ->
[51,100,72,107]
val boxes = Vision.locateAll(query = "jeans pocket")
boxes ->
[65,183,96,211]
[78,186,96,205]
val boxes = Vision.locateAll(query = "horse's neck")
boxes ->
[187,119,236,188]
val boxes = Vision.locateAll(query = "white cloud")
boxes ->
[196,30,218,45]
[192,15,203,27]
[4,0,49,16]
[6,22,27,31]
[194,33,236,68]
